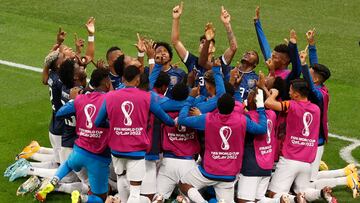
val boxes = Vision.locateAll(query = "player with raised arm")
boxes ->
[171,2,237,96]
[253,6,291,80]
[299,36,359,197]
[175,61,266,203]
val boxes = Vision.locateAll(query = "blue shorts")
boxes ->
[66,145,111,194]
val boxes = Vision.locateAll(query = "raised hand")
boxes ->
[299,45,308,65]
[265,58,275,72]
[96,59,107,69]
[220,6,231,25]
[144,39,156,59]
[57,27,66,44]
[85,17,95,35]
[74,33,84,52]
[172,2,184,19]
[289,29,297,44]
[257,70,266,89]
[204,22,215,41]
[253,6,260,21]
[134,33,146,53]
[306,28,316,45]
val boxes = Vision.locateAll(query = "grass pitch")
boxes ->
[0,0,359,202]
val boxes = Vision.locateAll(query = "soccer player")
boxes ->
[298,33,359,197]
[171,2,237,96]
[253,6,291,80]
[176,64,267,203]
[265,79,337,203]
[236,90,280,203]
[94,65,175,203]
[36,68,112,203]
[154,41,186,98]
[105,46,123,89]
[155,62,226,202]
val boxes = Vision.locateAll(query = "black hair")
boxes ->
[311,63,331,83]
[138,73,149,91]
[155,42,173,60]
[273,77,289,100]
[171,82,189,101]
[224,81,235,96]
[217,93,235,115]
[290,78,310,98]
[113,55,125,77]
[59,59,75,89]
[274,44,290,57]
[90,68,110,88]
[154,71,170,88]
[106,46,121,60]
[204,70,215,85]
[123,65,140,82]
[200,35,215,44]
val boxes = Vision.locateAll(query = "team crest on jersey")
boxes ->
[219,126,232,150]
[170,76,178,85]
[84,104,96,129]
[302,112,313,137]
[121,101,134,126]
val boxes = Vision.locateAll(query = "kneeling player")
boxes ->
[36,68,112,203]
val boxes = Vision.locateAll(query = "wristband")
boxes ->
[138,52,145,57]
[148,59,155,65]
[88,35,94,42]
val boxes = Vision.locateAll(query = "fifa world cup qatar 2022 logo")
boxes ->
[219,126,232,151]
[266,119,273,144]
[302,112,313,137]
[84,104,96,129]
[121,101,134,126]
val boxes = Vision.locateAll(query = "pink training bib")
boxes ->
[74,92,109,154]
[247,110,277,170]
[319,85,329,142]
[106,88,151,152]
[204,110,247,176]
[282,100,320,163]
[162,112,200,157]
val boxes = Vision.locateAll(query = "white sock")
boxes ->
[127,185,141,203]
[187,187,206,203]
[303,188,321,202]
[311,177,347,189]
[56,182,89,194]
[117,175,130,202]
[140,195,151,203]
[27,167,57,178]
[317,169,345,179]
[30,161,58,169]
[30,153,55,162]
[38,147,54,154]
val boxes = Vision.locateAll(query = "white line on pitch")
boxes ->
[0,59,42,73]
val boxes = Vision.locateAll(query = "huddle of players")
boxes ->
[9,2,359,203]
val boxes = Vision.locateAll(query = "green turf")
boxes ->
[0,0,359,202]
